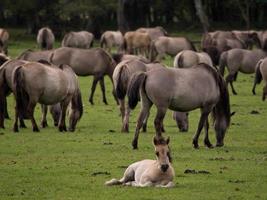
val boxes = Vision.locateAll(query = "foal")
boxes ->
[105,136,175,187]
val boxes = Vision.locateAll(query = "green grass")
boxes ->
[0,29,267,200]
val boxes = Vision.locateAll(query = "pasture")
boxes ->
[0,29,267,200]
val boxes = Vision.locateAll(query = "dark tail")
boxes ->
[122,38,127,53]
[186,38,197,51]
[100,35,105,48]
[115,65,128,100]
[252,60,263,95]
[41,29,48,50]
[13,66,29,119]
[219,51,227,76]
[0,67,8,127]
[69,88,83,131]
[177,52,184,68]
[212,74,231,147]
[127,72,147,109]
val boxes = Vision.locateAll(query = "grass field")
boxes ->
[0,29,267,200]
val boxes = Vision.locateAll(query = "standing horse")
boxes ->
[61,31,94,49]
[37,27,55,50]
[127,63,231,149]
[252,58,267,100]
[0,28,9,55]
[17,49,53,62]
[100,31,124,53]
[12,62,83,132]
[50,47,117,105]
[105,136,175,187]
[136,26,168,40]
[150,36,196,61]
[219,49,267,95]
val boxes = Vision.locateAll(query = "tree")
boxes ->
[194,0,209,32]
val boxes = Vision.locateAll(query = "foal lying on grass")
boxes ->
[105,136,175,187]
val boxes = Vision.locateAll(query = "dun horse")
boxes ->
[61,31,94,49]
[37,27,55,50]
[252,58,267,100]
[100,31,124,53]
[105,136,175,187]
[136,26,168,40]
[127,63,231,149]
[17,49,53,62]
[0,28,9,55]
[219,48,267,94]
[12,62,83,132]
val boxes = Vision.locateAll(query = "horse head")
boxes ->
[153,136,172,173]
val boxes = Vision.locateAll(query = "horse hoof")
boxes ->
[89,99,94,105]
[20,124,27,128]
[132,141,138,149]
[33,127,40,132]
[41,122,48,128]
[68,127,75,132]
[179,128,188,132]
[216,142,224,147]
[103,100,108,105]
[192,141,199,149]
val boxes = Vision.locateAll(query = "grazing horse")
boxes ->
[124,31,151,56]
[136,26,168,40]
[252,58,267,100]
[105,136,175,187]
[37,27,55,50]
[112,53,150,65]
[113,59,165,132]
[61,31,94,49]
[100,31,124,53]
[219,49,267,95]
[12,62,83,132]
[50,47,117,105]
[150,36,196,61]
[127,63,231,149]
[0,28,9,55]
[17,49,53,62]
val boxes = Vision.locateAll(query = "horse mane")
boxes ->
[37,59,51,66]
[112,53,123,64]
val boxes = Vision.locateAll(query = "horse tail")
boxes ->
[69,88,83,131]
[176,51,184,68]
[186,38,197,51]
[41,28,48,50]
[252,60,263,95]
[13,66,29,119]
[105,178,123,186]
[212,71,231,147]
[127,72,147,109]
[219,51,227,76]
[100,34,105,48]
[115,65,129,100]
[122,37,127,52]
[0,67,7,125]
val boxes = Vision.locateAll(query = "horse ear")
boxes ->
[166,137,170,145]
[153,136,158,146]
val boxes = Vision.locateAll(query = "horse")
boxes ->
[150,36,196,62]
[136,26,168,41]
[127,63,231,149]
[37,27,55,50]
[61,31,94,49]
[172,50,214,133]
[50,47,117,105]
[100,31,124,53]
[252,58,267,100]
[17,49,53,62]
[219,48,267,95]
[0,28,9,55]
[173,50,213,68]
[12,62,83,132]
[113,59,165,132]
[105,136,175,187]
[112,53,150,65]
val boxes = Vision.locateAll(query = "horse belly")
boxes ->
[169,97,201,112]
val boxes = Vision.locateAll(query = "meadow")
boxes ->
[0,29,267,200]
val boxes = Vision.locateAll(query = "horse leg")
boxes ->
[132,101,152,149]
[99,77,108,105]
[41,104,48,128]
[226,73,237,95]
[28,101,39,132]
[203,119,213,148]
[262,85,267,101]
[142,110,150,132]
[192,108,211,149]
[154,107,167,137]
[3,97,10,119]
[13,106,19,132]
[58,100,69,132]
[122,102,130,133]
[89,75,100,105]
[19,117,27,128]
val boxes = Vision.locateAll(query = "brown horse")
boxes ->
[252,58,267,100]
[37,27,55,50]
[50,47,117,105]
[0,28,9,55]
[219,49,267,95]
[136,26,168,40]
[12,62,83,132]
[100,31,124,53]
[127,63,231,149]
[105,136,175,187]
[61,31,94,49]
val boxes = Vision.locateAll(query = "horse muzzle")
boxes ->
[161,164,169,172]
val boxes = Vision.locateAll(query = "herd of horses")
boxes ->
[1,26,267,187]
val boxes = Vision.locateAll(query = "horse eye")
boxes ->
[156,152,159,157]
